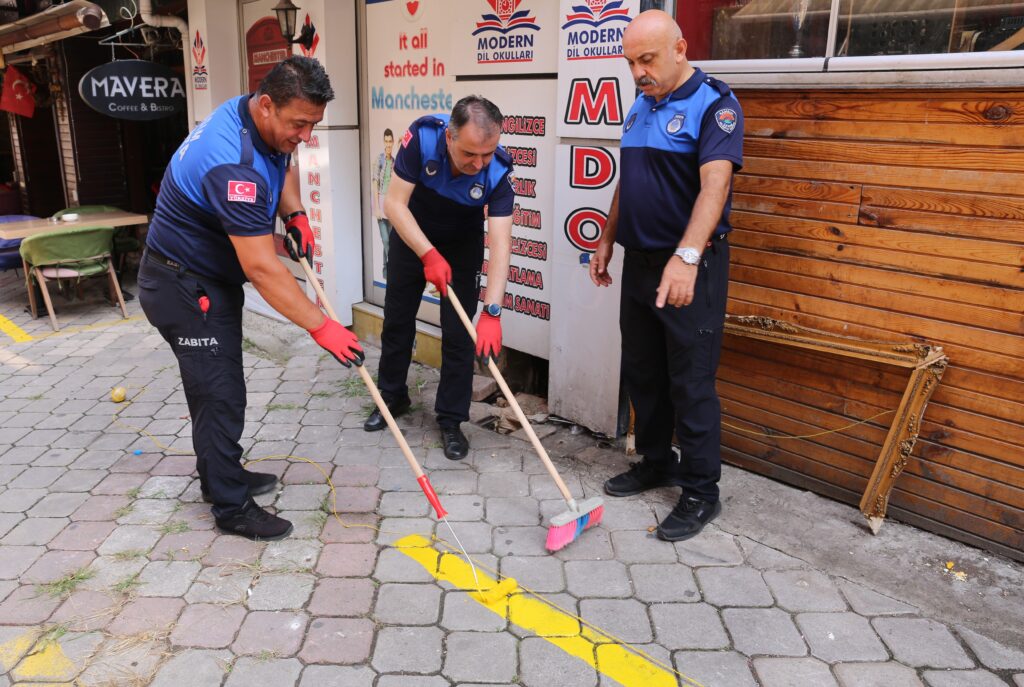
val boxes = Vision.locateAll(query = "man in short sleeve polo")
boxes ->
[365,96,515,461]
[590,11,744,542]
[139,57,364,540]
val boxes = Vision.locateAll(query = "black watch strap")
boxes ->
[283,210,306,224]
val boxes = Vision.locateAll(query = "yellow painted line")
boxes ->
[11,640,75,682]
[396,534,701,687]
[0,631,38,672]
[0,312,32,343]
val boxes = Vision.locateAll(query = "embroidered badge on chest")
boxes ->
[666,113,685,134]
[624,112,637,132]
[469,183,484,200]
[715,108,737,134]
[425,160,439,176]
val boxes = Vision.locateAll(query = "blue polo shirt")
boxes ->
[393,114,514,242]
[147,95,289,284]
[617,69,743,251]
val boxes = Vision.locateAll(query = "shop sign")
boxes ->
[78,59,185,120]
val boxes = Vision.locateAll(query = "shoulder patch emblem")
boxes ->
[715,108,737,134]
[624,112,637,132]
[227,180,257,203]
[469,183,484,200]
[666,113,685,134]
[401,129,413,148]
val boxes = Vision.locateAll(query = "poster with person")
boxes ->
[365,0,456,321]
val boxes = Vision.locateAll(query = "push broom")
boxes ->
[446,289,604,552]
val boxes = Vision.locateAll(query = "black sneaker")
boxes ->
[603,459,677,497]
[215,500,293,541]
[363,397,412,432]
[441,425,469,461]
[201,470,279,503]
[656,496,721,542]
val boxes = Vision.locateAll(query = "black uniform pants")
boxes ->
[620,236,729,504]
[378,230,483,428]
[138,250,249,518]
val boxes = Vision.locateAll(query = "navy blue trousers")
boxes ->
[138,251,249,518]
[377,230,483,428]
[620,237,730,503]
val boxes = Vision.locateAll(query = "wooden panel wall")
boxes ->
[724,88,1024,561]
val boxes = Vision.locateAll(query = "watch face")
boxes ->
[486,304,501,317]
[681,248,701,265]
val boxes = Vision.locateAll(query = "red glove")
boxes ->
[308,316,364,367]
[420,248,451,297]
[475,312,502,363]
[285,212,315,264]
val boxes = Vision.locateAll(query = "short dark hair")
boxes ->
[449,95,503,140]
[384,128,394,139]
[258,56,334,107]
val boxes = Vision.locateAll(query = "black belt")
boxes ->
[145,247,218,283]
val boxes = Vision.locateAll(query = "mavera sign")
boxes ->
[78,59,185,121]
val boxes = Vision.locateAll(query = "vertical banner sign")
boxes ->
[191,31,208,91]
[549,144,623,435]
[450,0,559,76]
[366,0,456,324]
[297,136,330,310]
[455,79,556,360]
[556,0,640,140]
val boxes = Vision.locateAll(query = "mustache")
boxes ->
[636,76,656,87]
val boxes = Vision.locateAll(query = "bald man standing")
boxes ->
[590,10,743,541]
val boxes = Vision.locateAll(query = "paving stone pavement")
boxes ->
[1,271,1023,686]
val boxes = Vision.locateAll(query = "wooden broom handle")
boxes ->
[297,257,425,481]
[446,289,576,507]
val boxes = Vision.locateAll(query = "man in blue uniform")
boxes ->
[590,10,743,541]
[365,96,514,460]
[140,57,364,540]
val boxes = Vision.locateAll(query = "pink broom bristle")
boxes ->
[545,505,604,552]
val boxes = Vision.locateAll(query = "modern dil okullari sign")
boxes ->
[78,59,186,121]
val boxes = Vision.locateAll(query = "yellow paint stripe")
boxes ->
[0,632,38,672]
[0,312,32,342]
[12,640,75,682]
[397,534,698,687]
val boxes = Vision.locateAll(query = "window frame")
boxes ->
[687,0,1024,88]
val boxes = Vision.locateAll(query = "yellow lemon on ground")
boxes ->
[110,386,127,403]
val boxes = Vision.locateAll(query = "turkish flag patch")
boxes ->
[401,129,413,148]
[227,180,257,203]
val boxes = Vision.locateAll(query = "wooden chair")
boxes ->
[19,225,128,331]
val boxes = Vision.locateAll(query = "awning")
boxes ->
[0,1,109,56]
[732,0,1023,21]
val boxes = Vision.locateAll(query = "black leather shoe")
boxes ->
[363,397,412,432]
[202,470,278,503]
[441,425,469,461]
[215,500,293,541]
[656,496,721,542]
[603,459,677,497]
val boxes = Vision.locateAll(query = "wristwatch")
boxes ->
[484,303,502,317]
[673,247,701,266]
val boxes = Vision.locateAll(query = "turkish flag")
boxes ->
[1,66,36,118]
